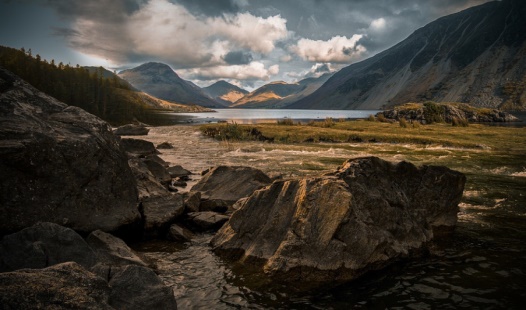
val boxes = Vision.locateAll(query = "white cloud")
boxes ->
[291,35,366,63]
[280,55,292,62]
[180,61,280,81]
[370,17,386,31]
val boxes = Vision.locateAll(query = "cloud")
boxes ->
[369,17,386,32]
[291,35,367,63]
[180,62,280,81]
[222,51,253,65]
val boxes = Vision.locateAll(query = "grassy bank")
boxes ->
[200,119,525,151]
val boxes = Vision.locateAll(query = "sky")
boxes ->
[0,0,493,90]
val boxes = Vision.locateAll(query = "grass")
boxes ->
[200,119,526,150]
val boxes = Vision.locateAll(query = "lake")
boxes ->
[145,109,381,125]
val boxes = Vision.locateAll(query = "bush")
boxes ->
[322,117,335,128]
[277,118,295,126]
[367,114,376,122]
[399,118,409,128]
[377,113,388,123]
[452,117,469,127]
[423,101,445,124]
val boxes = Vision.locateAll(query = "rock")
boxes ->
[146,154,169,167]
[157,141,174,149]
[113,124,150,136]
[199,199,229,213]
[184,191,201,213]
[0,262,113,309]
[144,158,172,184]
[120,138,159,156]
[128,158,169,199]
[0,222,97,272]
[167,165,192,178]
[187,212,229,231]
[171,178,188,187]
[141,194,185,235]
[0,68,140,234]
[211,157,465,289]
[167,224,195,242]
[191,166,272,207]
[108,265,178,310]
[86,230,147,267]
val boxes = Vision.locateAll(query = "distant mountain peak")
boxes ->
[202,80,248,106]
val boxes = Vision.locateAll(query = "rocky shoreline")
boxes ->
[1,68,467,308]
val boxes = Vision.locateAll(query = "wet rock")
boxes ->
[120,138,159,157]
[187,212,229,231]
[108,265,178,310]
[167,165,192,178]
[0,68,140,235]
[141,194,185,236]
[113,124,150,136]
[199,199,229,213]
[86,230,147,267]
[156,141,174,149]
[184,191,201,213]
[191,166,272,207]
[0,222,97,272]
[0,262,113,309]
[145,154,169,167]
[211,157,465,289]
[167,224,195,242]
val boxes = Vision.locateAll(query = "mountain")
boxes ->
[291,0,526,110]
[119,62,225,108]
[233,73,333,108]
[202,81,248,106]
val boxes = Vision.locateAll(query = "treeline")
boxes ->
[0,45,152,125]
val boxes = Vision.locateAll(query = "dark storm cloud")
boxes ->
[51,27,80,38]
[222,51,253,65]
[173,0,245,16]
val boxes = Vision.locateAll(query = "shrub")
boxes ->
[367,114,376,122]
[452,117,469,127]
[423,101,445,124]
[322,117,335,128]
[412,121,421,128]
[277,118,295,126]
[399,118,409,128]
[377,113,388,123]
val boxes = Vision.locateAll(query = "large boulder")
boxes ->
[0,262,113,309]
[141,194,185,235]
[0,222,97,272]
[211,157,465,289]
[120,138,158,157]
[191,166,272,207]
[108,265,178,310]
[113,124,149,136]
[0,68,140,235]
[86,230,147,267]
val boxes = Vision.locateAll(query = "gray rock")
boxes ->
[199,199,229,213]
[211,157,465,289]
[142,194,185,235]
[86,230,147,267]
[157,141,174,149]
[167,224,195,242]
[128,158,169,199]
[113,124,150,136]
[120,138,159,156]
[188,212,229,231]
[146,154,169,167]
[0,262,113,310]
[184,191,201,213]
[191,166,271,206]
[108,265,178,310]
[144,158,172,184]
[0,222,97,272]
[167,165,192,178]
[0,68,140,234]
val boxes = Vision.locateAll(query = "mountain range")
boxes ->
[291,0,526,110]
[202,81,248,106]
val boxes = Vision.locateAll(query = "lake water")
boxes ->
[147,109,381,125]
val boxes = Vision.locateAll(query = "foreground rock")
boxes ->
[211,157,466,289]
[0,68,140,235]
[113,124,150,136]
[120,138,159,157]
[187,212,230,231]
[0,222,177,309]
[191,166,272,208]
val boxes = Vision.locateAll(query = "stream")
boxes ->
[131,125,525,309]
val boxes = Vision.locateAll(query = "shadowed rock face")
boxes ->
[211,157,466,289]
[0,68,140,235]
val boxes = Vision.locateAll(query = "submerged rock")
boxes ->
[113,124,150,136]
[167,165,192,178]
[0,68,140,235]
[191,166,272,207]
[211,157,465,289]
[167,224,195,242]
[157,141,174,149]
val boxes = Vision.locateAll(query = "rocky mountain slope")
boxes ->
[290,0,526,110]
[233,73,332,108]
[203,80,248,106]
[119,62,225,108]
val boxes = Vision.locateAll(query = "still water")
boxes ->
[132,125,525,309]
[147,109,380,125]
